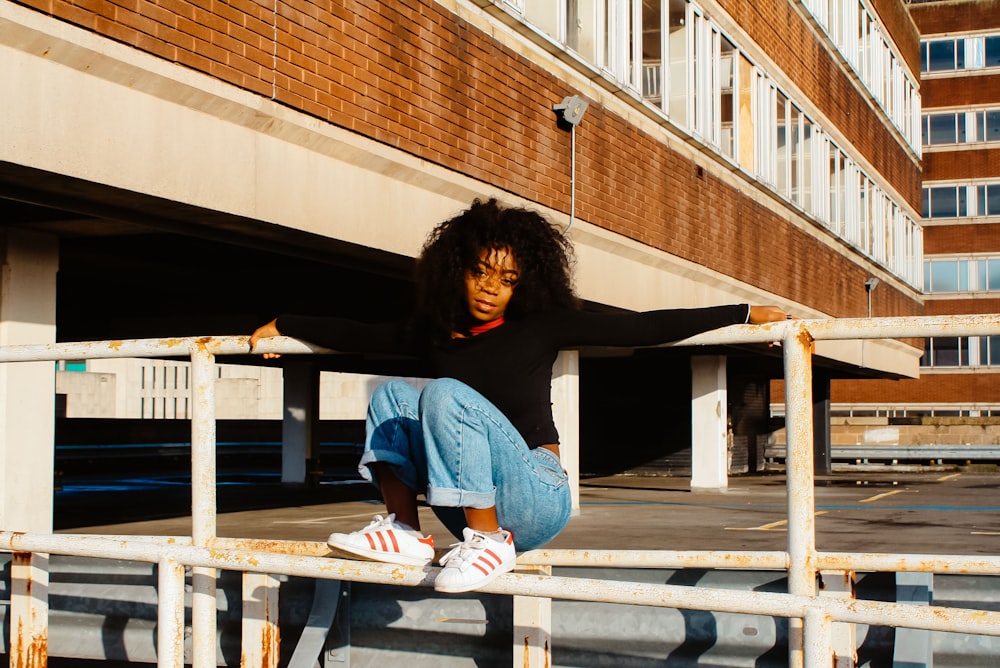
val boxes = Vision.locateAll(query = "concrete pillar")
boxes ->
[0,228,58,532]
[1,229,57,668]
[281,358,319,484]
[551,350,580,513]
[690,355,728,491]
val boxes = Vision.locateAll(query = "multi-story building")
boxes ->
[1,0,925,537]
[831,0,1000,425]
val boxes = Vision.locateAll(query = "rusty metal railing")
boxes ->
[2,314,1000,668]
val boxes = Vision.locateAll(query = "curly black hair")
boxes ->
[413,198,578,339]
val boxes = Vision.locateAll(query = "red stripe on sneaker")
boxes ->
[387,531,400,553]
[375,531,389,552]
[472,549,503,576]
[365,534,377,550]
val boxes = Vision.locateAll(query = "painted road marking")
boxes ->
[938,473,962,481]
[859,489,916,503]
[726,511,828,531]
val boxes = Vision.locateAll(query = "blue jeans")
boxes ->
[359,378,572,551]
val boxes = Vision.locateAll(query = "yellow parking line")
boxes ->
[938,473,962,481]
[726,511,828,531]
[859,490,911,503]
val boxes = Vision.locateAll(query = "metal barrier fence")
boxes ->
[2,315,1000,668]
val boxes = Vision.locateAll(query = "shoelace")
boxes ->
[358,514,395,533]
[439,533,491,570]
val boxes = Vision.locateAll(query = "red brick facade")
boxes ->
[924,224,1000,255]
[12,0,922,323]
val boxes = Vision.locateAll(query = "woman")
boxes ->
[249,197,789,593]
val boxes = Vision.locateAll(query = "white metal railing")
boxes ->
[3,314,1000,667]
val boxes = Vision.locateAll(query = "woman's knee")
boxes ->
[419,378,466,406]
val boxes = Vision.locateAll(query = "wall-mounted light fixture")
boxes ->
[865,277,879,318]
[553,95,589,234]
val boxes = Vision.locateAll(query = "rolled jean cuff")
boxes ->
[426,485,495,510]
[358,448,417,490]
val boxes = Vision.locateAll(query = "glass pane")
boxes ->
[641,0,663,106]
[922,188,930,218]
[928,40,955,71]
[986,35,1000,67]
[568,0,598,61]
[989,259,1000,290]
[986,111,1000,143]
[668,0,688,123]
[525,0,561,42]
[979,259,988,290]
[776,92,788,193]
[930,260,959,292]
[956,38,966,69]
[920,42,928,72]
[923,262,932,292]
[987,184,1000,215]
[719,35,735,158]
[988,336,1000,366]
[933,337,960,366]
[790,107,801,202]
[921,338,932,367]
[929,186,958,218]
[957,113,967,142]
[928,114,957,144]
[959,259,969,291]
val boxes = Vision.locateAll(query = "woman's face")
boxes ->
[464,247,520,324]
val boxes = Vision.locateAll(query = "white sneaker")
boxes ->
[327,514,435,566]
[434,527,516,593]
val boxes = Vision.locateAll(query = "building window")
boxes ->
[980,258,1000,291]
[921,34,1000,73]
[504,0,923,288]
[923,182,1000,219]
[922,337,970,367]
[922,336,1000,368]
[925,256,1000,293]
[923,109,1000,146]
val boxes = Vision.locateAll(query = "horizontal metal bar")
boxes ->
[765,445,1000,461]
[1,314,998,363]
[43,534,1000,576]
[5,532,1000,636]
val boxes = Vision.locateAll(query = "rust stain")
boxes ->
[796,328,815,352]
[14,617,48,668]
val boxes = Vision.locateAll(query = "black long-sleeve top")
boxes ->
[277,304,750,449]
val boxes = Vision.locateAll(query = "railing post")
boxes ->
[157,556,187,668]
[191,345,219,668]
[9,552,48,668]
[513,565,552,667]
[242,572,281,668]
[783,325,818,668]
[803,607,835,667]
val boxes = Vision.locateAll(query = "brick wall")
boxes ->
[924,224,1000,254]
[831,373,1000,403]
[923,149,1000,181]
[908,0,1000,35]
[922,74,1000,108]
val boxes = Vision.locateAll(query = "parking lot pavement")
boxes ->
[60,469,1000,557]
